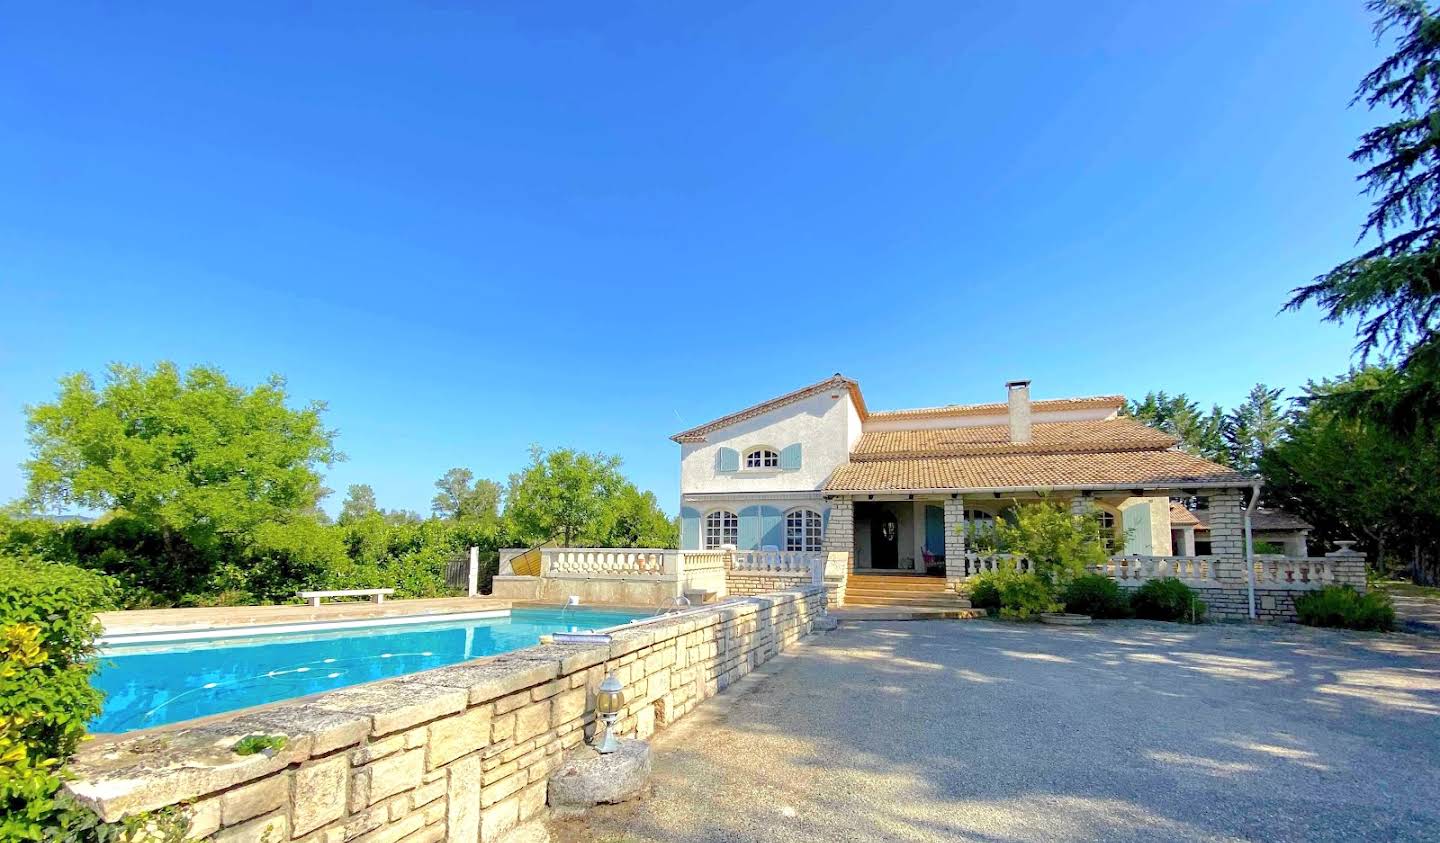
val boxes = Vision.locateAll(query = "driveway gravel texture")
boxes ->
[550,619,1440,843]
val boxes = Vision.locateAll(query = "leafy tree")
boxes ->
[340,484,379,523]
[1261,367,1440,583]
[382,509,425,526]
[502,446,673,547]
[992,501,1112,588]
[1225,384,1289,475]
[1124,392,1228,464]
[23,363,338,556]
[1286,0,1440,430]
[431,468,502,523]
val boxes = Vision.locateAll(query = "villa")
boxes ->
[674,374,1268,607]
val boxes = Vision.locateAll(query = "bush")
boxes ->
[1060,574,1130,618]
[0,552,118,839]
[1130,577,1206,623]
[1295,585,1395,631]
[996,572,1060,619]
[967,570,1005,610]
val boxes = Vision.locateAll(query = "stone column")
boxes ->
[1069,495,1091,516]
[912,499,927,572]
[943,497,967,591]
[1205,488,1246,583]
[822,497,854,571]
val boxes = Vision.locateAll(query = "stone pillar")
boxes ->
[1069,495,1091,517]
[943,497,967,591]
[822,497,854,572]
[912,499,927,572]
[1326,541,1368,591]
[1206,488,1246,583]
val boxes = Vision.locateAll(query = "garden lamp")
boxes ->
[593,673,625,754]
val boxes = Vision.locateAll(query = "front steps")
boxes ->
[844,574,978,611]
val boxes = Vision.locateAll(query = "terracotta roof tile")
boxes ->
[1169,503,1200,526]
[852,418,1175,460]
[867,395,1124,421]
[670,374,866,443]
[823,450,1248,493]
[1193,508,1311,531]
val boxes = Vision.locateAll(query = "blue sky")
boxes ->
[0,2,1388,516]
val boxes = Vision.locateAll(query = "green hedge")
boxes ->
[1060,574,1131,618]
[1294,585,1395,631]
[1130,577,1206,623]
[0,552,118,840]
[966,568,1058,619]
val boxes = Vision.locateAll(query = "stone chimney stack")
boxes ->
[1007,380,1032,444]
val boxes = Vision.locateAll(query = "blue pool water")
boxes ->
[91,607,639,734]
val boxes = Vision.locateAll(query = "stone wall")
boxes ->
[942,497,966,592]
[67,587,826,842]
[725,571,812,597]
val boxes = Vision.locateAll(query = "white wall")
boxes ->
[680,391,858,495]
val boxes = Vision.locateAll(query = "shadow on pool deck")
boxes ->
[551,619,1440,843]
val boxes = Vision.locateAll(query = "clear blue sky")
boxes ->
[0,2,1388,517]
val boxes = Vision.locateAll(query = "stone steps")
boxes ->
[845,575,972,609]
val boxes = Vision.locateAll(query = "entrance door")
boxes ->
[871,510,899,569]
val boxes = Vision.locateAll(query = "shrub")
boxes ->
[967,570,1005,610]
[1295,585,1395,631]
[1060,574,1130,618]
[996,572,1061,619]
[1130,577,1206,623]
[0,552,118,839]
[991,501,1112,588]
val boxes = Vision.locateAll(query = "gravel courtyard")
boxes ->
[552,619,1440,843]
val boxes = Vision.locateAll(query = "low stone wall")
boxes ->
[66,587,826,842]
[489,574,679,607]
[725,571,813,597]
[1116,582,1336,622]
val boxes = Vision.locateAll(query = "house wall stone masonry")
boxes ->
[66,587,826,842]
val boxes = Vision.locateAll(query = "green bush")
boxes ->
[0,552,118,839]
[967,570,1005,610]
[1060,574,1131,618]
[996,572,1060,619]
[1294,585,1395,631]
[1130,577,1206,623]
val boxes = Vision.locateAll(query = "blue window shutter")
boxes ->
[738,505,762,549]
[760,506,783,548]
[680,507,701,550]
[716,447,739,473]
[779,443,802,471]
[925,505,945,556]
[822,507,830,533]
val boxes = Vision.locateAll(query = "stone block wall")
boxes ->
[943,498,966,591]
[725,571,812,597]
[67,587,826,843]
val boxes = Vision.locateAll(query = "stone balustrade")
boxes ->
[727,550,823,576]
[956,553,1034,578]
[542,549,671,577]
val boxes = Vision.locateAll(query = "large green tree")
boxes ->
[339,483,379,523]
[1287,0,1440,430]
[1225,384,1289,475]
[1261,367,1440,583]
[431,468,502,523]
[1123,392,1228,464]
[502,446,675,548]
[22,363,339,598]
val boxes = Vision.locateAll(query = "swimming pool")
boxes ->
[91,607,640,734]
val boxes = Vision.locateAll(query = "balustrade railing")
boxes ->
[957,553,1033,578]
[727,550,822,575]
[953,551,1360,591]
[542,548,669,576]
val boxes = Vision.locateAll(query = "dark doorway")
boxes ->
[870,510,899,569]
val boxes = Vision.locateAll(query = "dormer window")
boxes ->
[744,448,780,469]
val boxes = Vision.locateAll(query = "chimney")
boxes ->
[1006,380,1032,443]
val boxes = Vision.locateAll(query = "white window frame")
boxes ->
[743,448,780,470]
[784,508,822,552]
[704,510,738,549]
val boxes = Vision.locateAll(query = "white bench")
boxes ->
[298,588,395,607]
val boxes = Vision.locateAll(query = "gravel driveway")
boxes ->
[551,619,1440,843]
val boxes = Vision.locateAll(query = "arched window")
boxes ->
[785,509,822,552]
[744,448,779,469]
[704,510,738,549]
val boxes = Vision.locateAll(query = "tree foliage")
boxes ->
[992,501,1112,587]
[1225,384,1289,475]
[339,484,378,523]
[503,447,677,548]
[1123,392,1228,464]
[24,363,338,552]
[1261,367,1440,583]
[431,468,501,524]
[1286,0,1440,430]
